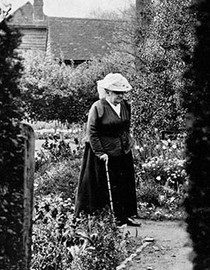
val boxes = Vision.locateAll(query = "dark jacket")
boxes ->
[86,98,134,157]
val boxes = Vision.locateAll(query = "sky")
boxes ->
[3,0,135,18]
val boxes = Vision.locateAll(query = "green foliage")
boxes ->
[183,1,210,268]
[0,18,25,269]
[132,0,196,141]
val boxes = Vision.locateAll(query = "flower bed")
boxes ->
[133,130,187,220]
[31,129,188,269]
[31,195,139,270]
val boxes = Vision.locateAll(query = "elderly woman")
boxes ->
[75,73,139,226]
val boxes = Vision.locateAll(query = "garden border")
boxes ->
[116,238,153,270]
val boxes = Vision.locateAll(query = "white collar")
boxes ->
[106,99,121,117]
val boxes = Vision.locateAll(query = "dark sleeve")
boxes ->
[87,103,105,158]
[124,99,131,119]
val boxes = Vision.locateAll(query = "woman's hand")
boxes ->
[99,153,109,164]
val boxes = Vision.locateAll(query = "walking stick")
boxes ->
[105,161,115,218]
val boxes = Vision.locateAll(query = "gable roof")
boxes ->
[9,1,120,61]
[48,17,118,61]
[9,1,48,51]
[11,1,47,27]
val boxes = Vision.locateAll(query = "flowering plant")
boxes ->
[134,130,188,192]
[31,195,128,270]
[141,156,187,191]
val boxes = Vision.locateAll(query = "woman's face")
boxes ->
[106,90,125,105]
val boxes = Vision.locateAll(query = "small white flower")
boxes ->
[156,176,161,181]
[159,195,165,202]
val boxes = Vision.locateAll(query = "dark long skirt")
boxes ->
[74,142,137,220]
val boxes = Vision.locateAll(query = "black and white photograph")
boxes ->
[1,0,210,269]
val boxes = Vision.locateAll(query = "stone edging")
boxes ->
[116,241,152,270]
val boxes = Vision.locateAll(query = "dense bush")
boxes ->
[20,50,132,124]
[0,18,25,269]
[132,0,196,141]
[183,1,210,268]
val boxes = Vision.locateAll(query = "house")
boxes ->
[10,0,119,65]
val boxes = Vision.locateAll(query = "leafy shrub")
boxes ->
[31,196,128,270]
[20,50,132,124]
[183,1,210,268]
[132,0,195,142]
[31,195,74,270]
[35,149,50,172]
[141,157,187,191]
[134,129,187,191]
[133,129,186,162]
[34,158,81,200]
[41,138,74,161]
[136,179,161,207]
[0,19,26,269]
[136,178,186,221]
[35,136,83,171]
[133,129,187,219]
[70,211,128,270]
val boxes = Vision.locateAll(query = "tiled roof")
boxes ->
[10,1,119,61]
[48,17,118,60]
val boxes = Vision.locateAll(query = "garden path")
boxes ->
[120,219,193,270]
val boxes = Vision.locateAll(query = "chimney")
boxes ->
[33,0,44,21]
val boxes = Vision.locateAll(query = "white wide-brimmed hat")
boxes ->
[97,73,132,99]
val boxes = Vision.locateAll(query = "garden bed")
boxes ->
[32,129,188,269]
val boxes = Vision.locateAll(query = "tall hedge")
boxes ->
[20,50,132,124]
[0,19,25,269]
[184,1,210,269]
[132,0,195,141]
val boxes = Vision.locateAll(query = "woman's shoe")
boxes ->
[116,219,127,227]
[116,217,141,227]
[126,217,141,227]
